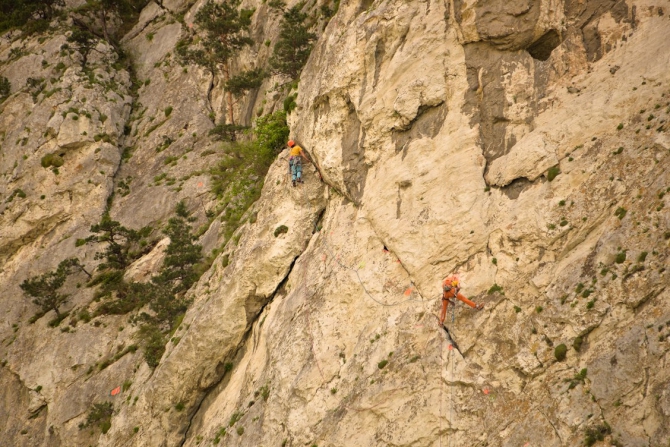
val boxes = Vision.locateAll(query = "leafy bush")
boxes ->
[41,153,64,168]
[614,207,627,219]
[547,166,560,182]
[274,225,288,237]
[615,251,626,264]
[377,359,388,369]
[554,344,567,361]
[584,423,611,446]
[209,110,287,243]
[254,110,289,154]
[573,336,583,351]
[0,76,10,100]
[487,284,503,294]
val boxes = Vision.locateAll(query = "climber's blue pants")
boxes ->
[290,158,302,181]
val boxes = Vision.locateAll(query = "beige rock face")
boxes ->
[1,0,670,446]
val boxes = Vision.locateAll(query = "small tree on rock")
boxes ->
[83,213,152,271]
[66,27,98,67]
[155,201,203,293]
[269,5,316,81]
[20,259,76,319]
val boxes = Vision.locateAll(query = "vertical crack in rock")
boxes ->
[179,256,300,447]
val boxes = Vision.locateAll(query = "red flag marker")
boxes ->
[110,386,121,396]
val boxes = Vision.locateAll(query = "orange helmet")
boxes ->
[287,140,295,147]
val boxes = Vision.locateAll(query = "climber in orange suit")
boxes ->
[439,276,484,325]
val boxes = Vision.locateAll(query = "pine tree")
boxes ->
[85,213,152,271]
[269,5,316,81]
[0,0,64,34]
[66,27,98,66]
[178,0,255,125]
[224,67,266,98]
[20,259,74,318]
[156,201,203,293]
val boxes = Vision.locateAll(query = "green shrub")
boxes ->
[274,225,288,237]
[283,93,297,113]
[567,368,587,389]
[584,423,611,446]
[259,384,270,401]
[573,336,583,351]
[487,284,503,294]
[78,309,91,323]
[547,166,560,182]
[164,106,173,117]
[79,401,113,434]
[554,344,567,361]
[535,306,543,313]
[513,305,521,313]
[41,153,64,168]
[377,359,388,369]
[614,207,627,219]
[637,251,647,262]
[0,76,10,100]
[615,251,626,264]
[229,411,243,427]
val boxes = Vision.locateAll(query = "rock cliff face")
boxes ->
[1,0,669,446]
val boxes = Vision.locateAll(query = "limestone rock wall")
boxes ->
[1,0,669,446]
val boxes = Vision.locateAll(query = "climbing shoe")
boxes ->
[292,180,296,187]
